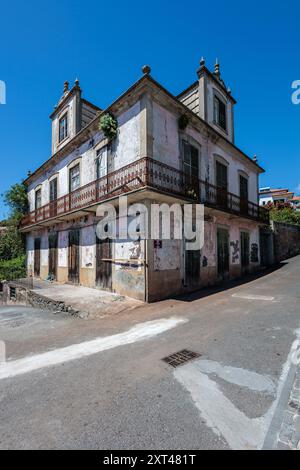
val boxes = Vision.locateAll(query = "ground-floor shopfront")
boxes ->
[25,203,263,302]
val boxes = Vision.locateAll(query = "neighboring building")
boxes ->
[20,60,268,302]
[259,187,300,209]
[290,196,300,211]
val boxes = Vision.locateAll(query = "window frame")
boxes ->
[69,163,81,193]
[35,188,42,210]
[59,112,68,143]
[213,94,227,131]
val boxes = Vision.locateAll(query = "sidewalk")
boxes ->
[276,366,300,450]
[31,281,142,319]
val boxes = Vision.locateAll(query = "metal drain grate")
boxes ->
[162,349,201,368]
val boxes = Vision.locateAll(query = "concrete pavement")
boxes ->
[0,256,300,449]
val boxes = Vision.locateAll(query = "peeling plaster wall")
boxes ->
[81,225,95,268]
[205,78,234,143]
[27,101,141,212]
[152,101,259,205]
[153,239,181,271]
[153,102,180,169]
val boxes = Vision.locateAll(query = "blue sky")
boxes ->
[0,0,299,218]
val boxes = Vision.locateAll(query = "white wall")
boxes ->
[28,101,142,212]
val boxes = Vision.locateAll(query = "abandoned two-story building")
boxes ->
[20,60,268,302]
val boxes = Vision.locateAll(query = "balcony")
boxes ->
[20,157,269,229]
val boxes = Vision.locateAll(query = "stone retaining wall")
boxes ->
[271,221,300,262]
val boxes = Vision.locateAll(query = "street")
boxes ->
[0,257,300,450]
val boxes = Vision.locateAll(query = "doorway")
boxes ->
[49,178,58,218]
[96,238,112,290]
[240,231,250,275]
[184,249,200,286]
[48,232,58,280]
[34,238,41,277]
[217,227,229,280]
[68,230,80,283]
[216,161,228,209]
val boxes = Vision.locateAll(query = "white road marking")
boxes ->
[175,327,300,450]
[232,293,275,301]
[0,317,187,380]
[196,359,276,394]
[175,364,267,449]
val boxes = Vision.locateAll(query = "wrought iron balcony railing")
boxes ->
[20,157,269,228]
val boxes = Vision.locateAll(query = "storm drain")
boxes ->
[162,349,201,368]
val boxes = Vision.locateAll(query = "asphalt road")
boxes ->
[0,256,300,450]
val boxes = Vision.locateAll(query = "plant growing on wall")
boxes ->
[178,114,189,131]
[99,113,118,140]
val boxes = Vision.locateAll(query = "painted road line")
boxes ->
[175,327,300,450]
[196,359,276,394]
[0,317,187,380]
[232,293,275,301]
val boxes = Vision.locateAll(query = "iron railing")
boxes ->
[20,157,269,228]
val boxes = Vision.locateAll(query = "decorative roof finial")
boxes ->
[200,56,205,67]
[63,80,69,93]
[227,86,231,94]
[75,78,80,87]
[27,170,31,177]
[214,58,220,78]
[253,154,258,163]
[142,65,151,75]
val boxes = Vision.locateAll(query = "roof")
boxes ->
[24,72,265,186]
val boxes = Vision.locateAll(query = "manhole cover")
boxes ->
[162,349,201,368]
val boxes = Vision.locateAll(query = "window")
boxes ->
[96,149,107,179]
[49,178,57,202]
[183,141,199,176]
[69,164,80,192]
[214,96,227,131]
[35,188,42,210]
[59,114,68,142]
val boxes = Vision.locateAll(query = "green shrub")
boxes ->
[99,113,118,140]
[0,255,26,281]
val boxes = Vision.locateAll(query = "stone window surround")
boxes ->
[34,184,42,210]
[57,106,70,147]
[179,133,202,179]
[67,157,82,192]
[212,88,228,134]
[214,153,229,188]
[48,172,59,202]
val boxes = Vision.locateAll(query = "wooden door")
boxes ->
[96,238,112,290]
[216,161,228,209]
[34,238,41,277]
[68,230,80,283]
[185,248,200,286]
[49,178,58,218]
[217,228,229,280]
[240,231,250,275]
[240,175,248,215]
[48,233,58,280]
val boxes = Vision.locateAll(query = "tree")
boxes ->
[3,182,28,220]
[0,182,28,277]
[267,202,300,226]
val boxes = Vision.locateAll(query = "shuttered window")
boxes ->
[183,141,199,176]
[214,96,227,131]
